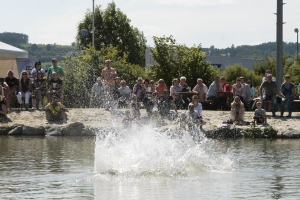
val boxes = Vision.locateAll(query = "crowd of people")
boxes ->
[92,62,299,128]
[0,58,67,123]
[1,58,299,127]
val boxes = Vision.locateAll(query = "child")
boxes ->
[131,95,141,119]
[253,101,267,124]
[186,103,199,130]
[122,110,133,129]
[230,96,245,125]
[150,110,161,126]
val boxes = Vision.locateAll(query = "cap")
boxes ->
[138,77,143,81]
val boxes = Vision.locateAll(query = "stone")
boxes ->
[22,126,46,136]
[8,126,23,135]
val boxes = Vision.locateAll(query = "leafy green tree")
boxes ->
[76,2,147,66]
[0,32,28,47]
[222,64,261,87]
[63,45,149,107]
[149,36,218,88]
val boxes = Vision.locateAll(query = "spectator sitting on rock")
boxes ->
[45,95,67,124]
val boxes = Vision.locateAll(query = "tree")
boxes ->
[0,32,28,47]
[31,44,38,51]
[222,64,261,87]
[76,2,147,66]
[149,36,218,87]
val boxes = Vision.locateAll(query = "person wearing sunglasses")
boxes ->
[17,70,32,111]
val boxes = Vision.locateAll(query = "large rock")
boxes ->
[279,128,300,138]
[46,122,96,136]
[8,125,46,136]
[0,126,14,135]
[8,126,23,135]
[22,125,45,136]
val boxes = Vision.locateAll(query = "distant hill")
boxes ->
[1,32,299,67]
[203,42,298,59]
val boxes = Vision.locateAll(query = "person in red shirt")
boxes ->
[219,76,231,109]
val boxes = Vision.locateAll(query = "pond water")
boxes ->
[1,125,300,199]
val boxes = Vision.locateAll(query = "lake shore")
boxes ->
[1,108,300,138]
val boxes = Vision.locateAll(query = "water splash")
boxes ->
[94,123,235,178]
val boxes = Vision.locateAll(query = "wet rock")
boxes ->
[0,126,14,135]
[204,126,243,139]
[46,126,64,136]
[22,126,45,136]
[8,126,23,135]
[279,129,300,138]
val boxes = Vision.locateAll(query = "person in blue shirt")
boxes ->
[280,75,295,117]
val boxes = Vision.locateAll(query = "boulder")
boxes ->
[8,126,23,135]
[22,126,46,136]
[0,126,14,135]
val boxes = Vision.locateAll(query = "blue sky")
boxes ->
[1,0,299,48]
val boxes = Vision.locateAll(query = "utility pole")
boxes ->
[276,0,284,94]
[295,28,299,59]
[92,0,95,47]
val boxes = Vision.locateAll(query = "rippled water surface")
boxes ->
[1,127,300,199]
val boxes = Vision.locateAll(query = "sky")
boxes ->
[1,0,300,49]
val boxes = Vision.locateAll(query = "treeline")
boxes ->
[203,42,299,58]
[20,43,76,66]
[0,32,28,47]
[0,32,76,68]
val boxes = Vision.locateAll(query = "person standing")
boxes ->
[240,77,251,110]
[259,74,277,117]
[47,58,64,81]
[101,59,116,90]
[91,77,105,108]
[31,61,46,79]
[3,71,19,110]
[280,75,295,117]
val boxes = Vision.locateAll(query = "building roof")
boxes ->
[205,56,255,71]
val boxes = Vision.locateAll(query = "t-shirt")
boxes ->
[118,86,131,96]
[4,77,19,88]
[170,85,183,96]
[193,84,208,101]
[155,84,168,96]
[261,81,277,96]
[47,66,64,79]
[232,84,244,96]
[281,83,295,98]
[133,84,146,99]
[207,81,220,98]
[91,82,105,96]
[194,103,203,115]
[49,78,63,91]
[32,68,45,76]
[254,108,266,119]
